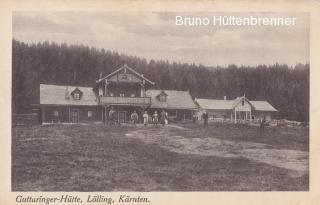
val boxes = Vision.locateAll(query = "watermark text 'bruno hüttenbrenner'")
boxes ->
[175,15,297,26]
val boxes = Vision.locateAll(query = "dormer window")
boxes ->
[157,91,168,102]
[71,88,83,100]
[159,94,166,102]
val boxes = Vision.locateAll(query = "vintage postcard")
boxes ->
[0,0,319,205]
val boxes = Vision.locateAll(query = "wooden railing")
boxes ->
[99,96,151,105]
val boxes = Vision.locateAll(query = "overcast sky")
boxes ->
[13,12,309,67]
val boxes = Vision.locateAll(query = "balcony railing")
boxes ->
[99,96,151,105]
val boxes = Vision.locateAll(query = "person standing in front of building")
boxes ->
[259,115,266,135]
[160,110,166,126]
[108,107,116,125]
[165,111,169,125]
[131,110,138,127]
[143,111,149,127]
[202,111,208,128]
[153,110,159,125]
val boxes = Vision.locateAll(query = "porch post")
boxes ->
[250,110,252,121]
[104,79,108,96]
[101,106,104,122]
[234,109,237,123]
[68,106,71,122]
[140,82,145,97]
[105,106,107,123]
[246,111,248,121]
[140,85,143,97]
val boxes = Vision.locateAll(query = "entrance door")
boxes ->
[118,111,126,123]
[71,110,79,123]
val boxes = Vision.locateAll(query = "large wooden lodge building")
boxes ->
[39,64,197,124]
[38,64,277,124]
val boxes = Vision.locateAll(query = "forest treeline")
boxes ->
[12,39,309,122]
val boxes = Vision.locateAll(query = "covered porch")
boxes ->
[231,109,252,123]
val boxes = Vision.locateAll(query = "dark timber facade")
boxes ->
[95,64,155,123]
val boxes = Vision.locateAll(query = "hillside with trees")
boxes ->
[12,39,309,122]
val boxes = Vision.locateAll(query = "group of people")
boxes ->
[140,110,169,127]
[108,107,169,127]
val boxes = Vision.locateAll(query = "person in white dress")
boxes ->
[143,111,149,127]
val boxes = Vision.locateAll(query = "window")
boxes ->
[241,99,245,106]
[88,111,93,118]
[120,93,125,97]
[74,92,80,100]
[110,92,114,97]
[131,93,136,97]
[53,110,59,117]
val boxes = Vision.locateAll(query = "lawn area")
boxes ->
[12,122,309,191]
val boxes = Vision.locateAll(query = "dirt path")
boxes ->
[125,125,308,176]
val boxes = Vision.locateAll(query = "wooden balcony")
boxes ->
[99,96,151,106]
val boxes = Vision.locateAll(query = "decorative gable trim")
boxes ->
[96,64,155,85]
[232,96,255,110]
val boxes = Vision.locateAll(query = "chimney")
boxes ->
[224,96,227,100]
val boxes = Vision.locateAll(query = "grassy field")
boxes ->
[12,122,309,191]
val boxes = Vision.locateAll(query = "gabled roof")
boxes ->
[146,89,198,110]
[196,97,277,112]
[40,84,97,106]
[96,64,155,85]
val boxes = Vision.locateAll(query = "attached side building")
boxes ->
[196,96,277,122]
[40,84,101,123]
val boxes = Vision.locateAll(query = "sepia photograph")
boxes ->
[11,11,309,192]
